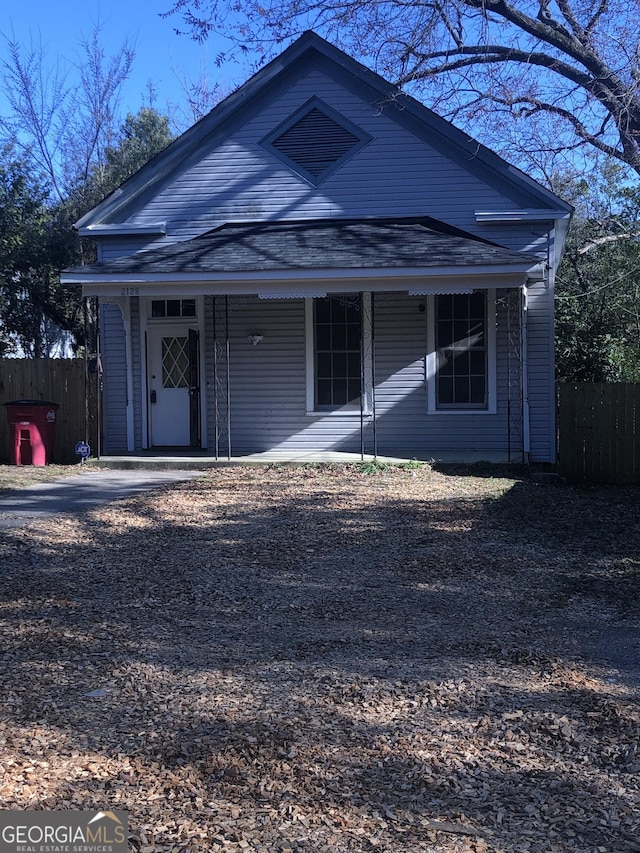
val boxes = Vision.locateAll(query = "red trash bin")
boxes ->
[4,400,59,466]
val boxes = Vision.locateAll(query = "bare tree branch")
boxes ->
[164,0,640,178]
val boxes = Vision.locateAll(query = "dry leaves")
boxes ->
[0,465,638,852]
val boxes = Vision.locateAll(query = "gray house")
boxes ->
[62,32,572,463]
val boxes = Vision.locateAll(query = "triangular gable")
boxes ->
[75,31,571,233]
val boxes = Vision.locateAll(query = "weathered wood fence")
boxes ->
[558,383,640,485]
[0,359,98,465]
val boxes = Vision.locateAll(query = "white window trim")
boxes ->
[305,294,373,416]
[425,289,497,415]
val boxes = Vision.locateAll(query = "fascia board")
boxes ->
[77,222,167,237]
[475,210,572,222]
[62,263,540,285]
[65,266,540,299]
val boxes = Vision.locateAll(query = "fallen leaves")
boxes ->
[0,465,638,852]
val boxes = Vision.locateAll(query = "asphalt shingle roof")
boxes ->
[69,218,541,278]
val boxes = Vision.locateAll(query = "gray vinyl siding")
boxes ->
[100,303,128,453]
[127,70,524,243]
[375,293,523,456]
[373,293,429,452]
[206,295,374,454]
[193,292,525,458]
[98,236,168,260]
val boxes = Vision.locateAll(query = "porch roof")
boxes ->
[63,217,544,295]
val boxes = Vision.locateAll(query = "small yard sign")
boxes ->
[75,440,91,462]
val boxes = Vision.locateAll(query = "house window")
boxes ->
[435,292,487,408]
[426,291,496,413]
[306,294,372,414]
[315,295,361,408]
[151,299,196,318]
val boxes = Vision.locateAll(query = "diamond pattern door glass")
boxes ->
[162,336,189,388]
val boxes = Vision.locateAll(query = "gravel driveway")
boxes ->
[0,465,638,852]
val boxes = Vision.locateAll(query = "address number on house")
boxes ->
[121,287,140,296]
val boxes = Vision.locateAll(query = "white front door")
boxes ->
[148,325,199,447]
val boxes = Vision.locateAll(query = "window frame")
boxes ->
[305,294,373,416]
[426,289,497,415]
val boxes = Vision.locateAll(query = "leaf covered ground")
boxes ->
[0,464,639,852]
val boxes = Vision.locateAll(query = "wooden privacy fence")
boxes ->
[0,359,98,465]
[558,383,640,485]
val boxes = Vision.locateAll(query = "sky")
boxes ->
[0,0,254,128]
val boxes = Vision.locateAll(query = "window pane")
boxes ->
[167,300,181,317]
[470,350,485,374]
[316,298,330,323]
[332,324,347,350]
[438,295,453,320]
[182,299,196,316]
[470,376,486,404]
[469,291,485,316]
[347,353,361,377]
[437,321,453,348]
[453,320,468,343]
[333,378,347,405]
[439,352,453,375]
[438,377,454,404]
[331,298,345,322]
[152,300,165,318]
[317,353,332,378]
[455,376,469,403]
[333,352,347,377]
[453,294,469,317]
[348,378,361,402]
[316,324,331,350]
[346,322,360,349]
[456,351,471,375]
[469,319,485,345]
[317,379,332,406]
[162,337,189,388]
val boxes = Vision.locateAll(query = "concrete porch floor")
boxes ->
[86,449,520,471]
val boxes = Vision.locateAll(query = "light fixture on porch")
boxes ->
[249,334,264,346]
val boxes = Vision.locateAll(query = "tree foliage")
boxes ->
[555,169,640,381]
[0,151,80,356]
[0,28,174,356]
[166,0,640,178]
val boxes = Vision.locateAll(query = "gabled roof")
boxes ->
[75,32,571,232]
[63,216,542,281]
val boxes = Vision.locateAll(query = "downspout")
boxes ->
[521,286,530,462]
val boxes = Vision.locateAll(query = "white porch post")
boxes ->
[522,286,531,461]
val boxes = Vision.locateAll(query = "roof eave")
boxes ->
[62,263,543,299]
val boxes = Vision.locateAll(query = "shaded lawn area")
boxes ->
[0,463,82,493]
[0,465,638,853]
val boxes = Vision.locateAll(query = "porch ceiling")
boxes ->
[62,217,544,297]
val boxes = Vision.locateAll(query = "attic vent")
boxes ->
[261,97,371,185]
